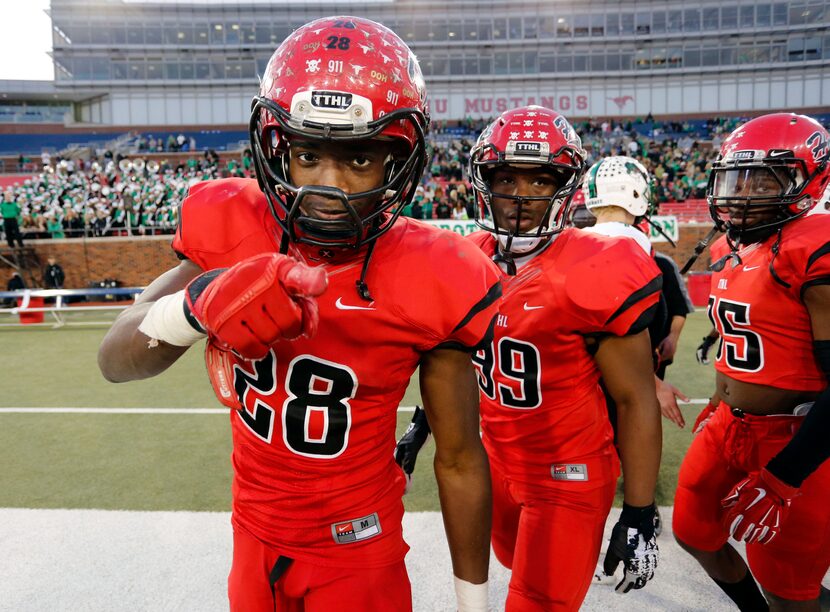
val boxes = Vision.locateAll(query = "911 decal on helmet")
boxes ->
[249,16,429,251]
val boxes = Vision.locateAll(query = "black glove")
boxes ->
[394,406,431,493]
[695,335,718,365]
[603,503,659,594]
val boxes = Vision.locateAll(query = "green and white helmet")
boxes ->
[582,156,652,217]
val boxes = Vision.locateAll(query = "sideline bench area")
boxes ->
[0,287,143,327]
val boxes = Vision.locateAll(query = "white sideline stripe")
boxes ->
[0,406,414,414]
[0,400,711,414]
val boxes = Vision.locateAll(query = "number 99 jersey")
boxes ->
[173,178,501,567]
[468,228,662,485]
[708,213,830,392]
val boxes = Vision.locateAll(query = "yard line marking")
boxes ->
[0,406,415,414]
[0,400,711,415]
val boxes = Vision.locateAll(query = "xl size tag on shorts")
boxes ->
[331,512,382,544]
[551,464,588,481]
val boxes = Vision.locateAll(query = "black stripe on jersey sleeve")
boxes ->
[436,312,497,353]
[451,281,502,334]
[605,275,663,327]
[806,240,830,274]
[625,302,660,336]
[800,275,830,300]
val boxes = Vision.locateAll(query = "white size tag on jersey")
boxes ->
[331,512,382,544]
[551,464,588,481]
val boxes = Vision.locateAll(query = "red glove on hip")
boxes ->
[721,468,799,545]
[184,253,327,360]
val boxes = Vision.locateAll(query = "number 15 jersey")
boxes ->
[468,229,661,487]
[708,213,830,392]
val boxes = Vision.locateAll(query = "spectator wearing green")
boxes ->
[422,197,433,220]
[46,213,65,239]
[1,190,23,248]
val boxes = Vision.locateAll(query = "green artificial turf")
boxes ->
[0,311,716,510]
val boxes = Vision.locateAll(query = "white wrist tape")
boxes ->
[138,290,207,347]
[454,576,488,612]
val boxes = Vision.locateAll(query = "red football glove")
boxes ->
[692,402,718,435]
[185,253,327,360]
[721,468,799,545]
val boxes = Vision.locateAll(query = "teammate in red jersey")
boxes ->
[468,106,663,610]
[673,113,830,612]
[97,17,500,612]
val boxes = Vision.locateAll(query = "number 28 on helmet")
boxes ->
[249,16,430,250]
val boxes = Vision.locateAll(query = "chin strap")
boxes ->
[492,249,517,276]
[356,239,378,301]
[681,225,719,274]
[767,228,791,288]
[710,227,747,272]
[278,231,290,255]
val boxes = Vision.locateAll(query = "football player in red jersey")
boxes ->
[673,113,830,612]
[467,107,663,610]
[97,17,500,612]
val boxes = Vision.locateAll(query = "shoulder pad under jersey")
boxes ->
[173,178,280,270]
[562,231,662,335]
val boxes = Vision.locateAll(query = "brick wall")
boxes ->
[2,224,719,289]
[2,235,179,288]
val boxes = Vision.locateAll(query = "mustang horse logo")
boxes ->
[609,95,634,110]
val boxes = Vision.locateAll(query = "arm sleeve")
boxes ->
[407,232,502,353]
[799,237,830,298]
[772,217,830,298]
[766,380,830,487]
[171,179,279,270]
[565,237,663,337]
[434,280,501,352]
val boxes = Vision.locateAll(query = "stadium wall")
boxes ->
[4,235,178,290]
[2,225,715,290]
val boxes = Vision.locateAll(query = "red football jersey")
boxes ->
[468,229,661,486]
[708,214,830,392]
[173,178,501,567]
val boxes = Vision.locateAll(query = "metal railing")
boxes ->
[0,287,144,327]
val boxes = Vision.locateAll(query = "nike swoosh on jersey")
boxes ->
[523,303,544,311]
[742,265,761,271]
[335,297,376,311]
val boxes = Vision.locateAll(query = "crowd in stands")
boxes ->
[0,115,782,240]
[1,149,255,241]
[134,132,198,154]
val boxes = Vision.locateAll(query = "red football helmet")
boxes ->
[707,113,830,241]
[250,16,429,250]
[470,106,586,256]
